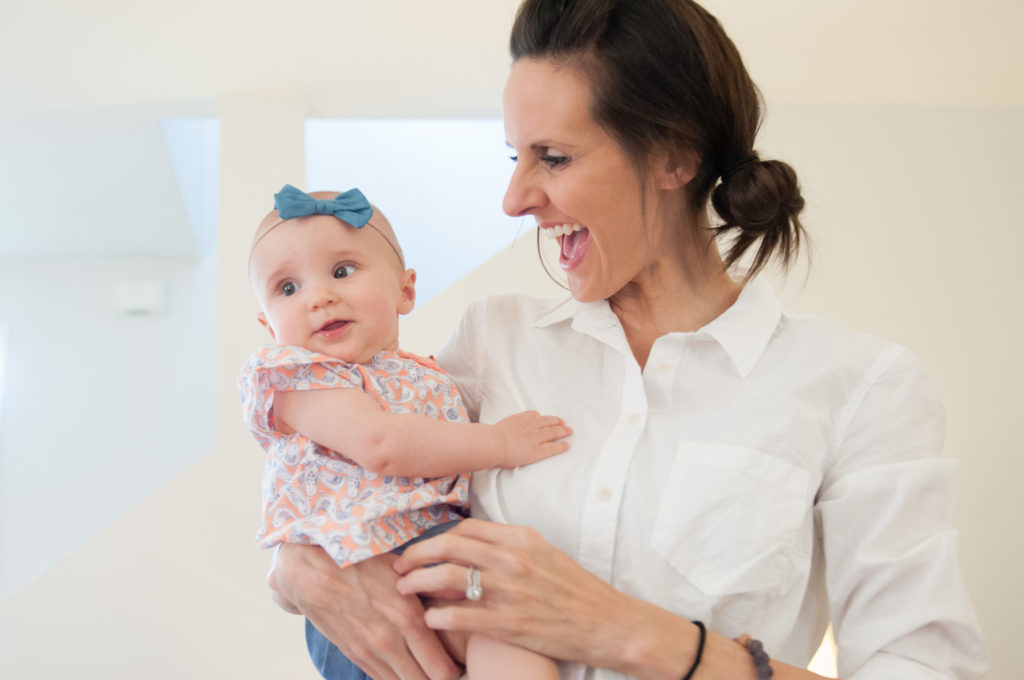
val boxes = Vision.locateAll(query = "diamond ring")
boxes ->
[465,565,483,601]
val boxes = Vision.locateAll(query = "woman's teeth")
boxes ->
[544,224,584,238]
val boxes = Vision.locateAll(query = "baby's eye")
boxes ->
[334,264,357,279]
[281,281,298,296]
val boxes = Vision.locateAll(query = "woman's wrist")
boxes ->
[614,600,704,680]
[615,605,790,680]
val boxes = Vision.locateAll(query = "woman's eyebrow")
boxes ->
[505,139,560,151]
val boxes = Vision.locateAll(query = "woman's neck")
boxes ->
[608,238,742,369]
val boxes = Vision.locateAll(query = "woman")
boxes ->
[270,1,987,678]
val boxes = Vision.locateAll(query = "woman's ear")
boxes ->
[398,269,417,315]
[257,312,276,339]
[655,146,701,190]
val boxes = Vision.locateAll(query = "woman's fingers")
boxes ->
[423,601,495,632]
[452,518,544,546]
[271,544,460,680]
[393,527,502,574]
[394,519,542,573]
[391,519,653,669]
[397,563,471,599]
[404,619,467,679]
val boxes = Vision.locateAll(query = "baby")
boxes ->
[239,185,566,679]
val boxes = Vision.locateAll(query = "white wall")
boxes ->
[0,255,216,600]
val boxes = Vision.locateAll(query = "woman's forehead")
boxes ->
[504,58,595,143]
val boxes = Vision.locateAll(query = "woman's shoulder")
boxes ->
[773,309,925,386]
[778,309,899,350]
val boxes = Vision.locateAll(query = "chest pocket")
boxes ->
[650,442,810,596]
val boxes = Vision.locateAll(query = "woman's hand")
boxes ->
[268,543,462,680]
[391,519,681,674]
[391,520,826,680]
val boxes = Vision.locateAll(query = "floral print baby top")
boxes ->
[239,344,470,567]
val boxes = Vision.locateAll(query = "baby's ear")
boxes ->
[398,268,416,315]
[257,312,276,339]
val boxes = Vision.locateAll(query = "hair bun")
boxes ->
[711,158,806,274]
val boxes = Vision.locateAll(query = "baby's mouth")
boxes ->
[318,319,350,335]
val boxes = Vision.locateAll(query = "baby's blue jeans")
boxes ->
[305,520,461,679]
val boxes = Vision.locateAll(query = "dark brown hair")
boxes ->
[511,0,806,276]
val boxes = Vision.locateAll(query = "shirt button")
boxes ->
[598,488,613,501]
[657,362,672,373]
[628,414,642,425]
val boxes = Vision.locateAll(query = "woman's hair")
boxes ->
[511,0,806,276]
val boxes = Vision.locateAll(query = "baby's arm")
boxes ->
[274,388,570,478]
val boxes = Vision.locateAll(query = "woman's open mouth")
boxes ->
[543,223,589,270]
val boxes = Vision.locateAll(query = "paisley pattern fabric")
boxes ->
[239,344,470,568]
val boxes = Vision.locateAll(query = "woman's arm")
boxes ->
[274,387,571,477]
[815,349,987,678]
[268,543,463,680]
[392,519,836,680]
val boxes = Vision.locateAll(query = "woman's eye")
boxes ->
[541,152,569,168]
[334,264,357,279]
[281,282,298,296]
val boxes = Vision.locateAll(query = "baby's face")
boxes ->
[250,214,415,364]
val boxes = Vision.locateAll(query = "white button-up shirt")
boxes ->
[436,279,987,680]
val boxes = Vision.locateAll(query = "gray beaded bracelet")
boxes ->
[744,638,774,680]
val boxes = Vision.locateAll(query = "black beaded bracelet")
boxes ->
[744,638,774,680]
[681,620,706,680]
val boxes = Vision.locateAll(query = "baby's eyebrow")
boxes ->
[259,267,292,291]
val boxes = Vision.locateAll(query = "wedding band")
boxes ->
[465,565,483,601]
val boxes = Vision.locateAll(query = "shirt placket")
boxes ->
[576,344,648,583]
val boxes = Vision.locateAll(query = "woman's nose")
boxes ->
[502,163,545,218]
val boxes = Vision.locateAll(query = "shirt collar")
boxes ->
[696,276,782,377]
[534,296,616,329]
[532,276,782,377]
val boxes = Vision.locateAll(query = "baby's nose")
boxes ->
[309,286,337,309]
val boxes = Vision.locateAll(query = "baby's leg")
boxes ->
[466,633,558,679]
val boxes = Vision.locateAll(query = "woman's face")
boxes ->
[502,57,673,303]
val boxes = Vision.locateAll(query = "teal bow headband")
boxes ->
[251,185,405,268]
[274,184,373,227]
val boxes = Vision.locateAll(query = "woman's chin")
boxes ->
[567,276,604,304]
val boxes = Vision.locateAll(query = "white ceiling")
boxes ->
[1,0,1021,257]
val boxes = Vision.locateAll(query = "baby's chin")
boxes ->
[315,345,383,365]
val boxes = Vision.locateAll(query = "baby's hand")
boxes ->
[495,410,571,468]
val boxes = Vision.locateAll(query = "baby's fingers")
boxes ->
[534,416,571,442]
[545,441,570,456]
[541,421,571,441]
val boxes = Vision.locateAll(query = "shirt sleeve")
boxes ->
[238,344,360,436]
[817,346,988,679]
[435,299,486,422]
